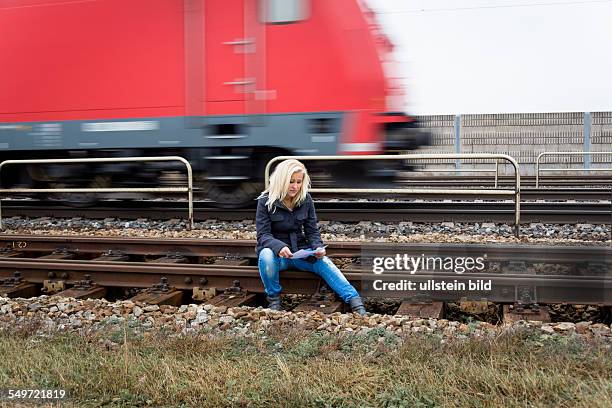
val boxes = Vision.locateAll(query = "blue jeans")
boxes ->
[258,247,360,303]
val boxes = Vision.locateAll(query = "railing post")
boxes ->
[494,160,499,188]
[454,114,461,172]
[584,112,591,171]
[512,158,521,238]
[535,153,543,188]
[178,156,194,230]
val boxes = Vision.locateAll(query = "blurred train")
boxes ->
[0,0,429,207]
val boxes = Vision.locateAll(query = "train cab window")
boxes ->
[308,118,336,134]
[259,0,310,24]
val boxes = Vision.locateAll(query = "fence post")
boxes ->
[583,112,591,170]
[454,114,461,172]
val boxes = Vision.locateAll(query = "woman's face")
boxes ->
[286,171,304,198]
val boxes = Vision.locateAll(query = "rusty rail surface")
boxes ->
[1,235,610,262]
[0,258,609,305]
[0,236,609,305]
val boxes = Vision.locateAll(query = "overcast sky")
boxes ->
[366,0,612,115]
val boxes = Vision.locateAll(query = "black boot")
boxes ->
[348,296,367,316]
[266,296,283,311]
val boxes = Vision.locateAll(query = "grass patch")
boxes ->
[0,326,609,407]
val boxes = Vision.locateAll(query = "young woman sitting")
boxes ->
[255,159,366,315]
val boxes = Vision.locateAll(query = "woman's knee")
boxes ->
[258,248,278,277]
[319,256,339,270]
[315,256,342,276]
[260,248,278,263]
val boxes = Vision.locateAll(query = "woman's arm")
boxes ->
[303,195,324,249]
[256,199,288,255]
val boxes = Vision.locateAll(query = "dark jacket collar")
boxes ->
[273,198,303,212]
[261,193,307,212]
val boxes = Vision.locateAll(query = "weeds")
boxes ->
[0,327,609,407]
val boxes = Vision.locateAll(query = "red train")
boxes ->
[0,0,428,206]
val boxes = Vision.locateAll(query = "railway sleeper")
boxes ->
[500,284,552,323]
[92,250,128,262]
[55,274,106,299]
[503,304,551,324]
[395,301,444,319]
[294,283,343,313]
[147,253,189,264]
[205,280,256,308]
[130,277,182,306]
[0,271,38,298]
[37,249,75,260]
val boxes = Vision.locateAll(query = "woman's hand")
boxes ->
[278,246,293,258]
[314,247,326,259]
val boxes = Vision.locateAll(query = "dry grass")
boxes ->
[0,324,610,407]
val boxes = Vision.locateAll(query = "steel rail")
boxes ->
[2,186,611,201]
[0,258,609,305]
[1,236,609,263]
[1,200,609,223]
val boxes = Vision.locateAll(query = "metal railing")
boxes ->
[413,161,502,187]
[535,151,612,188]
[0,156,194,229]
[265,154,521,236]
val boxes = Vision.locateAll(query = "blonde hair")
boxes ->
[259,159,310,211]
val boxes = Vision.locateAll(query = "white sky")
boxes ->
[366,0,612,115]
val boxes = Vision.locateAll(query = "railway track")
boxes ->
[1,235,610,307]
[2,195,611,224]
[394,174,612,188]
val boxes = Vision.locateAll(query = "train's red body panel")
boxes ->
[0,0,426,205]
[1,0,185,120]
[1,0,390,125]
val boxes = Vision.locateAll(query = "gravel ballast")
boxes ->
[1,296,610,343]
[2,216,610,245]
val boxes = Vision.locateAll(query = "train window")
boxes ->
[211,124,241,135]
[308,118,336,134]
[205,124,246,139]
[259,0,310,24]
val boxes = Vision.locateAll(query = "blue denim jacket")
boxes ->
[255,193,324,259]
